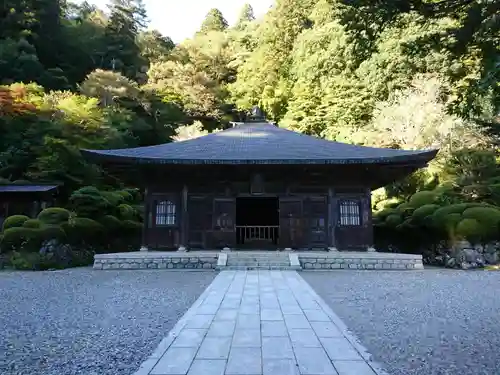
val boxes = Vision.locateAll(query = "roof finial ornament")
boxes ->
[249,105,265,122]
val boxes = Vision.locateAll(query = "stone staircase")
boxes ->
[224,252,297,270]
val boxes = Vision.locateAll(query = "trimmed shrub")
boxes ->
[62,218,104,250]
[99,215,122,230]
[38,207,71,225]
[2,215,30,231]
[118,204,136,220]
[412,204,440,221]
[456,218,482,243]
[462,207,500,238]
[69,186,111,218]
[0,178,11,184]
[101,191,125,206]
[375,208,398,220]
[0,227,41,253]
[39,225,66,242]
[385,214,403,227]
[116,190,134,203]
[121,220,142,231]
[408,191,437,208]
[23,219,42,229]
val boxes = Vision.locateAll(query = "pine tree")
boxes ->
[103,0,148,80]
[235,3,255,29]
[199,8,228,34]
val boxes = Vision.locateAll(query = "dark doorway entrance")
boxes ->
[236,197,279,248]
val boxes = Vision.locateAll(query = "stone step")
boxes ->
[225,265,296,270]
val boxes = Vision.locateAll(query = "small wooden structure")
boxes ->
[0,184,59,226]
[83,112,437,251]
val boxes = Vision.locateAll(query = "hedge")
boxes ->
[23,219,43,229]
[38,207,71,225]
[2,215,30,231]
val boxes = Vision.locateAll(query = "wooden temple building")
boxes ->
[83,109,437,252]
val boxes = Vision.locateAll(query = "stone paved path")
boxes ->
[134,271,388,375]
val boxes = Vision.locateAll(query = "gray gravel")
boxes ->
[0,268,216,375]
[302,269,500,375]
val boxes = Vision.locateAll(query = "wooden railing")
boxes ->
[236,225,279,243]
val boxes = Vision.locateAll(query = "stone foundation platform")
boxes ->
[93,251,423,271]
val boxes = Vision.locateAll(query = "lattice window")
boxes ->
[339,200,361,226]
[155,200,176,226]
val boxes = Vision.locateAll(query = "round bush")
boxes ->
[408,191,437,208]
[0,227,41,253]
[2,215,30,231]
[456,218,482,243]
[118,204,136,220]
[442,213,462,231]
[375,208,398,220]
[412,204,440,221]
[38,207,71,224]
[99,215,122,231]
[462,207,500,236]
[116,190,134,203]
[101,191,124,206]
[385,214,403,227]
[39,225,67,242]
[23,219,43,229]
[69,186,111,218]
[62,218,104,248]
[0,177,11,184]
[121,220,142,230]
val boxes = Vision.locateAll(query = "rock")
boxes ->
[461,262,470,270]
[484,252,498,265]
[446,257,456,268]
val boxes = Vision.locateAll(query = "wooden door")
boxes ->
[188,195,212,249]
[149,195,179,249]
[279,197,305,249]
[304,196,328,249]
[212,198,236,248]
[335,196,370,249]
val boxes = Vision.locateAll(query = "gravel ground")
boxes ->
[302,269,500,375]
[0,268,216,375]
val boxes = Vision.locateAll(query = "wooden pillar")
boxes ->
[178,185,188,251]
[327,187,337,251]
[140,188,149,251]
[364,188,376,252]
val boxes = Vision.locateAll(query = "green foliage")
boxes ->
[455,218,482,244]
[69,187,111,218]
[99,215,122,230]
[23,219,42,229]
[408,191,438,208]
[462,207,500,238]
[0,227,40,253]
[385,214,402,227]
[118,204,136,220]
[199,9,229,34]
[412,204,440,221]
[2,215,30,231]
[37,207,71,225]
[39,225,67,242]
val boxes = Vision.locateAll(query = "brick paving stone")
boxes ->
[187,359,226,375]
[333,360,377,375]
[196,337,232,359]
[261,321,288,337]
[226,347,262,375]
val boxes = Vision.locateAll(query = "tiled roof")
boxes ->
[82,122,438,165]
[0,185,58,193]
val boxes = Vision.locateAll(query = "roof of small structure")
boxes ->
[82,122,438,165]
[0,184,59,193]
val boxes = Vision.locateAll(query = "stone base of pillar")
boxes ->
[222,247,231,252]
[139,246,148,252]
[367,246,377,252]
[177,246,188,252]
[328,247,338,252]
[283,248,293,252]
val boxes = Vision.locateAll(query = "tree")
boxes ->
[102,0,148,80]
[199,8,228,34]
[235,3,255,30]
[355,75,488,151]
[137,30,174,63]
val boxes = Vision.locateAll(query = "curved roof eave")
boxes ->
[81,148,439,165]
